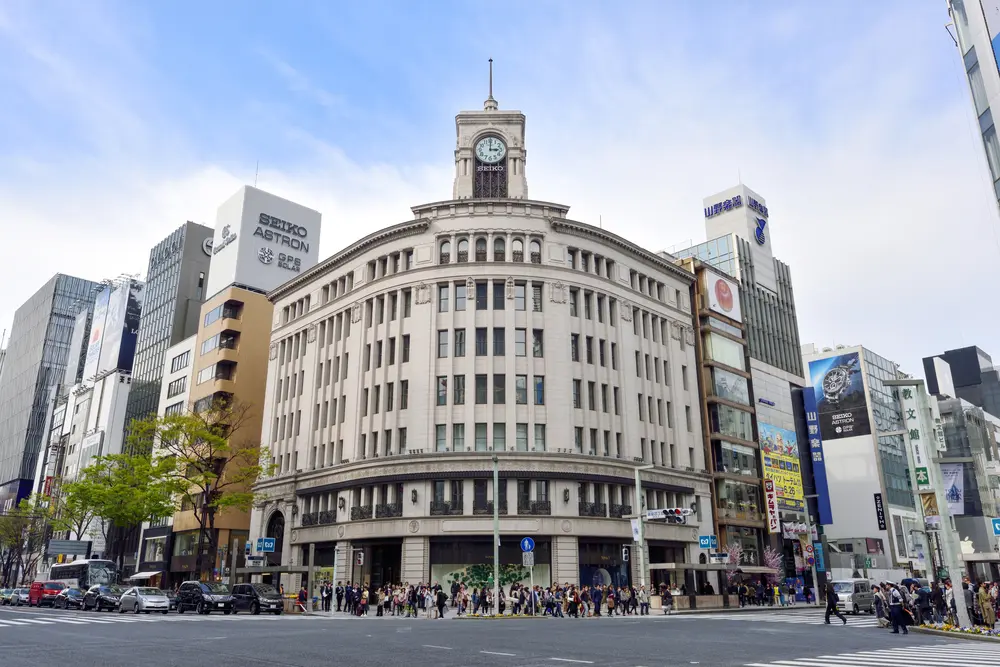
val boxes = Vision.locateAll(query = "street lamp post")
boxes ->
[492,453,500,616]
[634,463,655,589]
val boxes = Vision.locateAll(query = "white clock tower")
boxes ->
[452,60,528,200]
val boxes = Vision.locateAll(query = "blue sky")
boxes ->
[1,0,997,374]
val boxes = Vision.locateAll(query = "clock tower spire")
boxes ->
[453,60,527,199]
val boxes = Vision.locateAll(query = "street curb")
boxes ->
[672,605,822,615]
[911,627,1000,643]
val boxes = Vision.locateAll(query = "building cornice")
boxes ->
[268,219,432,302]
[550,218,695,285]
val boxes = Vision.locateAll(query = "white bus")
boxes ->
[48,559,119,589]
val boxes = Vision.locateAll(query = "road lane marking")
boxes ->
[481,651,516,656]
[549,660,594,664]
[20,619,55,625]
[423,645,453,650]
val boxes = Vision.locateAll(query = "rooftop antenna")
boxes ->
[485,58,498,110]
[599,215,603,229]
[254,161,259,187]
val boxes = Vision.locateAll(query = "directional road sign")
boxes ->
[520,537,535,552]
[992,517,1000,536]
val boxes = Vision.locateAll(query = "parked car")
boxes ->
[6,588,29,606]
[165,590,177,611]
[29,581,66,607]
[54,588,85,610]
[81,584,124,611]
[176,581,232,615]
[119,587,170,614]
[231,583,283,615]
[0,589,10,605]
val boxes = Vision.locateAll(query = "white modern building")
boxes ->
[249,92,711,593]
[802,343,924,581]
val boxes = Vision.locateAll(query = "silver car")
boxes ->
[6,588,28,606]
[119,587,170,614]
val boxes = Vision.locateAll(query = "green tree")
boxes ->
[60,453,179,565]
[48,477,99,541]
[0,496,54,586]
[128,399,272,579]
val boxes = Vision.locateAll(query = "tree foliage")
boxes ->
[0,496,54,586]
[127,399,272,579]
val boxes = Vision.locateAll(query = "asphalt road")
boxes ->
[0,604,984,667]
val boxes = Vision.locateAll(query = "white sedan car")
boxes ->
[119,587,171,614]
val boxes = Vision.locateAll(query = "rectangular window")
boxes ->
[388,337,396,364]
[534,376,545,405]
[685,405,693,432]
[493,374,506,403]
[493,423,506,451]
[611,342,618,370]
[574,427,583,453]
[437,330,448,358]
[400,380,409,409]
[454,329,466,357]
[584,292,592,319]
[402,335,410,362]
[493,281,505,310]
[386,382,394,411]
[437,285,449,312]
[493,327,505,356]
[436,376,447,406]
[573,380,582,408]
[453,424,465,451]
[455,283,467,310]
[516,423,529,451]
[515,375,528,404]
[362,389,369,416]
[167,377,187,398]
[475,328,488,356]
[614,387,620,415]
[476,282,488,310]
[531,283,543,312]
[403,289,412,317]
[435,425,447,452]
[514,328,526,356]
[598,340,606,367]
[682,364,689,390]
[373,386,380,414]
[597,296,605,323]
[532,329,543,357]
[534,424,546,451]
[376,341,383,368]
[601,384,608,412]
[454,375,466,405]
[588,381,596,411]
[364,344,372,371]
[475,374,488,404]
[569,289,579,316]
[571,334,580,362]
[170,351,190,373]
[514,283,526,310]
[586,336,594,364]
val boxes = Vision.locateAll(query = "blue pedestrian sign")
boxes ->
[261,537,276,553]
[520,537,535,552]
[245,541,252,556]
[256,537,264,552]
[991,518,1000,536]
[699,535,717,549]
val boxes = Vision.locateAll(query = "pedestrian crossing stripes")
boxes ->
[745,642,1000,666]
[676,612,879,627]
[0,610,313,629]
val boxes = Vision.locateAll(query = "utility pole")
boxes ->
[633,463,655,589]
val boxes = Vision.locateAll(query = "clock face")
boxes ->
[475,136,507,164]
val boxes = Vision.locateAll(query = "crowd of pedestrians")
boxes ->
[314,580,667,617]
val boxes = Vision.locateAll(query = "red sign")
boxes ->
[764,479,779,533]
[43,476,54,497]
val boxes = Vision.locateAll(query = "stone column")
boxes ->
[402,536,428,584]
[552,534,579,585]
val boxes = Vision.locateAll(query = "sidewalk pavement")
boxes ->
[304,603,823,619]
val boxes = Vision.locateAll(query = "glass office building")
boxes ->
[0,274,100,505]
[123,221,213,449]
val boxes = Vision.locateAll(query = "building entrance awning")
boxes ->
[128,571,163,580]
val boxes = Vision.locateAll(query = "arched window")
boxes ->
[529,239,541,264]
[493,237,506,261]
[475,237,487,261]
[266,511,285,556]
[440,240,451,264]
[457,238,469,263]
[512,238,524,262]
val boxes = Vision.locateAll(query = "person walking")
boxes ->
[638,585,649,615]
[436,586,448,619]
[978,583,996,628]
[930,581,945,624]
[888,584,908,635]
[824,582,847,625]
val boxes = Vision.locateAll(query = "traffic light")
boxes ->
[355,551,364,566]
[622,546,630,562]
[664,508,692,524]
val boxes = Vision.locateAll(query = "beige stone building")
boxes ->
[250,92,712,593]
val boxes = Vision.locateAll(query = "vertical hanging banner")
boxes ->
[939,463,965,516]
[764,479,780,533]
[803,387,834,525]
[873,493,887,531]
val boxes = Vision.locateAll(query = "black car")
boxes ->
[176,581,233,615]
[82,584,124,611]
[231,583,283,615]
[54,588,85,610]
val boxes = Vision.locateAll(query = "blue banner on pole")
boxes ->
[803,387,834,525]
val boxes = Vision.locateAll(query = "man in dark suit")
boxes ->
[335,581,344,612]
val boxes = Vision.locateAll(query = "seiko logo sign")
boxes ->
[202,237,214,256]
[212,224,237,255]
[253,213,310,252]
[476,165,504,172]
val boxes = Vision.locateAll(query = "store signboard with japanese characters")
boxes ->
[897,384,930,490]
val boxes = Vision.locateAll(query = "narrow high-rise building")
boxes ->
[0,274,100,511]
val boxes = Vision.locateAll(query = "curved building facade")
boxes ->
[250,95,711,593]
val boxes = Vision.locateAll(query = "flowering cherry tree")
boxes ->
[724,542,744,583]
[762,546,783,585]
